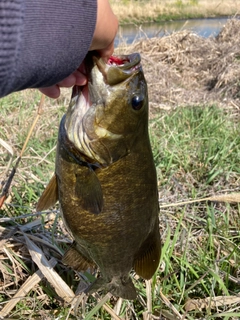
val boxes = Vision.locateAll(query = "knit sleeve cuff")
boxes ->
[0,0,97,97]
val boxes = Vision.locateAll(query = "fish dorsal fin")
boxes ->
[62,242,95,272]
[75,167,103,215]
[36,174,58,211]
[133,223,161,280]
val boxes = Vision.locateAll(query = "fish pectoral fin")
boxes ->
[133,223,161,280]
[75,168,103,215]
[62,243,95,272]
[36,174,58,211]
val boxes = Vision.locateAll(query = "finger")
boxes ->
[89,0,118,55]
[96,40,114,61]
[73,70,87,86]
[58,74,77,88]
[39,85,60,98]
[58,72,87,88]
[77,62,86,74]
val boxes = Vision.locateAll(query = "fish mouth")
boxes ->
[68,53,142,113]
[66,53,142,126]
[93,52,142,86]
[65,53,142,163]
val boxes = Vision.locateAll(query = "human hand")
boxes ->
[39,0,118,99]
[39,65,87,99]
[90,0,118,60]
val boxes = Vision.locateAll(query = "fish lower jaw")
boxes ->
[94,125,122,140]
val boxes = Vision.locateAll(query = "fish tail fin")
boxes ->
[86,276,137,300]
[108,277,137,300]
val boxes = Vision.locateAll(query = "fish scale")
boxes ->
[37,52,161,300]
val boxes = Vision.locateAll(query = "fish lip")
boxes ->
[93,53,142,86]
[67,53,142,118]
[107,53,141,70]
[65,52,144,165]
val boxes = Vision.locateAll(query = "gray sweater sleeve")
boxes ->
[0,0,97,97]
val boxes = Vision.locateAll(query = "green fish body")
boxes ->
[37,53,161,300]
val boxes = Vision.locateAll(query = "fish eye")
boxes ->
[131,94,144,110]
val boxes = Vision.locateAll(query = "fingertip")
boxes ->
[97,45,114,62]
[39,86,60,99]
[74,71,87,86]
[58,74,76,87]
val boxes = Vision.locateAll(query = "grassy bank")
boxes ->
[111,0,240,24]
[0,19,240,319]
[0,93,239,319]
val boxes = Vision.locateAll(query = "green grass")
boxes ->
[0,90,66,213]
[149,105,240,319]
[151,106,240,194]
[111,0,240,24]
[0,92,240,319]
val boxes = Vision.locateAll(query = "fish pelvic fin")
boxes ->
[75,167,103,215]
[86,276,137,300]
[133,221,161,279]
[62,242,95,272]
[36,174,58,211]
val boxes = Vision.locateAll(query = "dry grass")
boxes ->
[0,18,240,319]
[116,18,240,119]
[111,0,240,23]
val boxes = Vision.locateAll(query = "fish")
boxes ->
[37,52,161,300]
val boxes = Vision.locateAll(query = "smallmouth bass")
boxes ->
[37,53,161,300]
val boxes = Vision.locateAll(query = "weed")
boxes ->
[0,34,240,318]
[150,105,240,197]
[111,0,240,24]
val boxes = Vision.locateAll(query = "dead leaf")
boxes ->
[185,296,240,312]
[24,234,74,303]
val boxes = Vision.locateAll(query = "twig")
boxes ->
[159,288,183,320]
[0,94,45,208]
[159,193,240,208]
[94,292,122,320]
[143,280,152,320]
[0,258,57,318]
